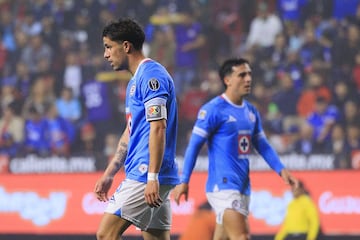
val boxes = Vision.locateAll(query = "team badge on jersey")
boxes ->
[129,84,136,96]
[238,135,251,154]
[248,111,256,122]
[148,78,160,91]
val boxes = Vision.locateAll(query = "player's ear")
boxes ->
[224,75,231,87]
[122,41,131,53]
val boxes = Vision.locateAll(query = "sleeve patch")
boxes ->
[148,78,160,91]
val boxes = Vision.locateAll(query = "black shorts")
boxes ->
[285,233,307,240]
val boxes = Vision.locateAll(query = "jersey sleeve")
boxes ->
[251,106,285,174]
[140,67,170,122]
[140,68,170,103]
[180,103,219,183]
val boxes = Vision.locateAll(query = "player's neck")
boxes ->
[223,92,243,106]
[128,52,146,75]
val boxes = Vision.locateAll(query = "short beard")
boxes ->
[115,59,129,71]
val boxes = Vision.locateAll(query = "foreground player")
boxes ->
[173,58,298,240]
[94,18,179,240]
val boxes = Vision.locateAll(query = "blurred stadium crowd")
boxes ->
[0,0,360,170]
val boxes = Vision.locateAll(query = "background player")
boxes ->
[174,58,299,240]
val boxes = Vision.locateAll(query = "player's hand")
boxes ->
[280,169,299,189]
[173,183,189,205]
[94,176,113,202]
[145,180,163,208]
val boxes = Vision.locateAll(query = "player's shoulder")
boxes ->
[202,95,226,110]
[243,99,258,112]
[140,60,170,82]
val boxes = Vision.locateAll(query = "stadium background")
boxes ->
[0,0,360,239]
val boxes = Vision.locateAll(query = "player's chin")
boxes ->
[243,89,251,95]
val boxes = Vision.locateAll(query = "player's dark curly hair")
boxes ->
[102,18,145,50]
[218,58,249,88]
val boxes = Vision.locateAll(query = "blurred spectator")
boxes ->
[208,0,242,63]
[293,121,316,155]
[266,33,289,71]
[297,72,331,118]
[331,81,358,112]
[298,26,324,73]
[245,1,283,51]
[11,29,29,68]
[63,52,83,98]
[351,51,360,92]
[44,103,70,157]
[40,14,59,49]
[277,0,308,25]
[23,105,50,157]
[332,24,360,73]
[200,68,223,101]
[20,34,52,75]
[330,124,351,169]
[332,0,360,20]
[14,61,33,104]
[346,124,360,153]
[280,50,305,92]
[306,96,340,152]
[20,10,43,36]
[285,22,304,53]
[0,31,8,73]
[0,83,17,113]
[340,100,359,128]
[77,121,106,169]
[148,25,175,73]
[282,124,301,154]
[0,9,16,52]
[272,71,300,117]
[302,0,333,21]
[22,76,55,118]
[0,102,24,157]
[172,10,205,97]
[56,87,82,123]
[81,78,115,150]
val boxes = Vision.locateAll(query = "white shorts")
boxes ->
[206,190,250,224]
[105,179,174,230]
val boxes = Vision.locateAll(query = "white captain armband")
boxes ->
[145,97,167,121]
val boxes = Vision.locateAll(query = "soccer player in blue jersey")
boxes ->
[94,18,179,240]
[173,58,299,240]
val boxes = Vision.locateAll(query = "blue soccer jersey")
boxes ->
[181,94,284,195]
[124,58,179,185]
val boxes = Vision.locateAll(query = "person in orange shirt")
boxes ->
[179,201,217,240]
[297,72,331,118]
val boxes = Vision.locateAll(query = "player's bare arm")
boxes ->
[94,128,129,201]
[173,183,189,205]
[145,119,166,208]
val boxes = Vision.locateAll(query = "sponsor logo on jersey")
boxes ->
[227,115,237,123]
[148,78,160,91]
